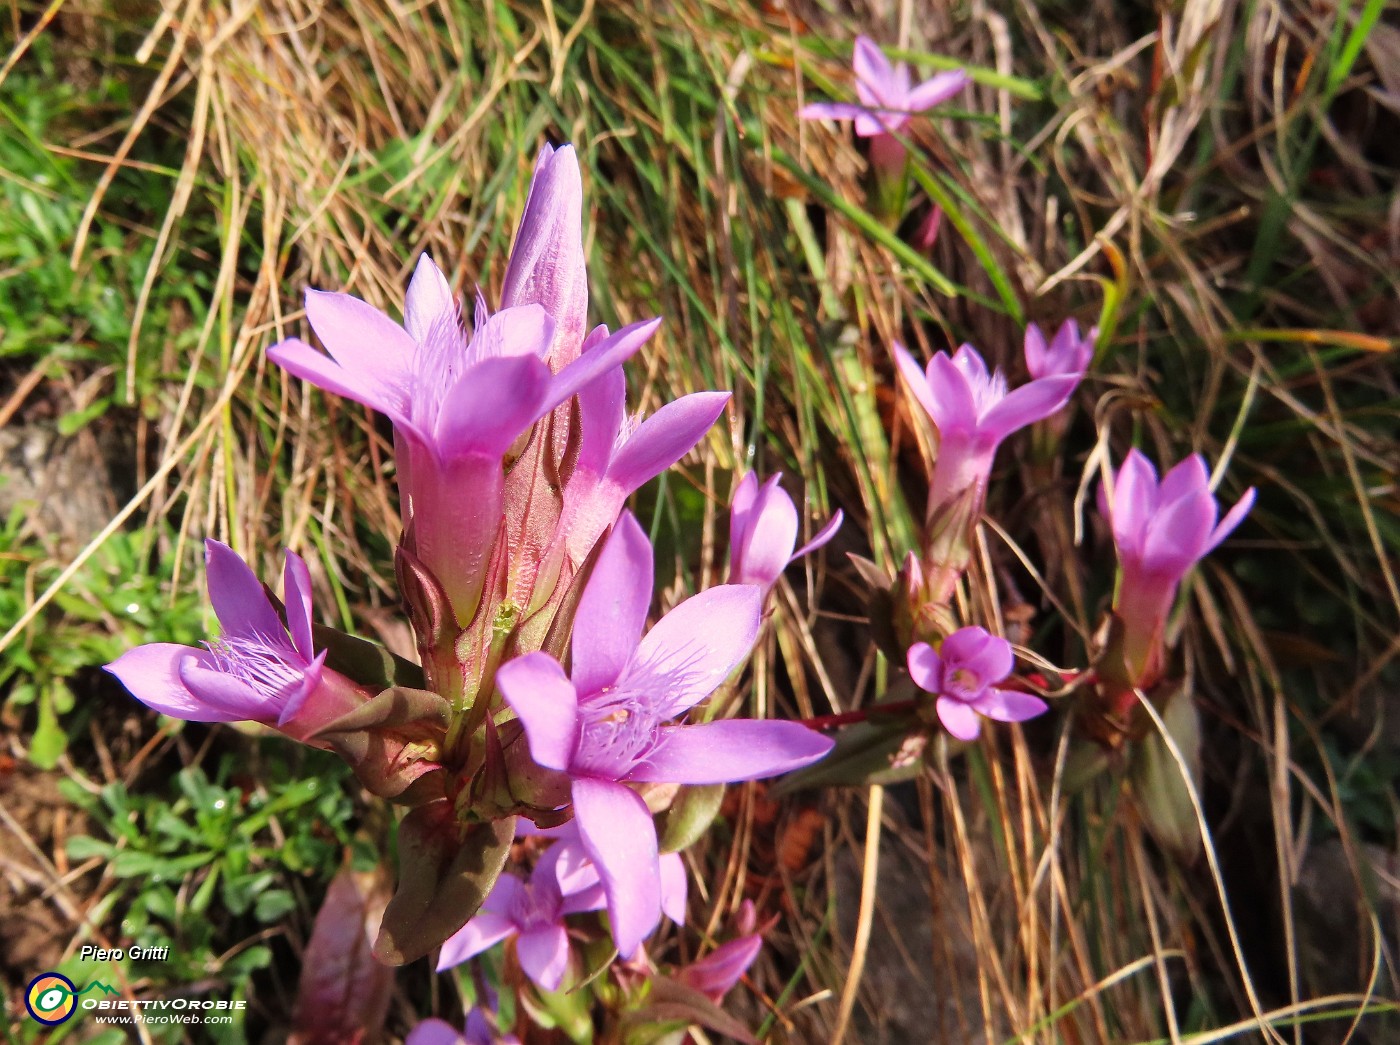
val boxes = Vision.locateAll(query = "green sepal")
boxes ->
[313,687,449,800]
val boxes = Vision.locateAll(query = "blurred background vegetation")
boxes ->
[0,0,1396,1041]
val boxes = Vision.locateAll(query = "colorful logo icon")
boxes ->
[25,972,78,1025]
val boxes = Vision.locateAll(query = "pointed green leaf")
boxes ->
[373,804,513,965]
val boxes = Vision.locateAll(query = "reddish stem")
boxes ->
[802,699,919,731]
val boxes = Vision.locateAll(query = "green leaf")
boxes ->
[311,622,425,691]
[767,703,918,795]
[66,836,116,861]
[56,395,111,436]
[254,890,297,923]
[29,685,69,769]
[1131,684,1203,861]
[373,803,514,965]
[621,976,757,1045]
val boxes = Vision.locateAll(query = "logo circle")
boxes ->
[26,972,77,1025]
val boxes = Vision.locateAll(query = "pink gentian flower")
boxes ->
[728,472,843,591]
[893,341,1077,521]
[104,541,368,737]
[267,254,658,623]
[676,934,763,1003]
[496,512,833,955]
[1101,450,1255,684]
[1024,319,1096,380]
[800,36,969,138]
[436,842,606,991]
[907,626,1048,741]
[801,36,969,192]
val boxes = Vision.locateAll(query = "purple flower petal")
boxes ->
[1207,487,1256,553]
[798,102,872,122]
[572,777,661,957]
[606,391,731,497]
[273,650,330,728]
[204,540,285,640]
[950,344,991,388]
[793,508,844,560]
[283,550,315,660]
[852,37,896,106]
[436,912,516,972]
[679,935,762,1000]
[497,652,581,772]
[936,697,982,741]
[405,254,455,345]
[304,289,415,397]
[558,875,607,916]
[974,688,1049,724]
[546,318,662,415]
[924,351,979,435]
[906,641,943,692]
[730,475,798,588]
[941,627,1013,685]
[1110,450,1159,557]
[572,337,627,477]
[906,69,971,111]
[433,354,553,459]
[572,512,654,695]
[1159,454,1211,507]
[480,871,527,917]
[105,644,246,722]
[660,852,688,923]
[516,924,571,992]
[1142,489,1217,573]
[892,342,953,432]
[628,720,833,784]
[1048,319,1093,376]
[627,585,761,717]
[177,659,277,721]
[406,1019,467,1045]
[855,112,901,137]
[502,144,589,368]
[1023,323,1048,377]
[267,338,415,432]
[938,626,986,666]
[729,472,759,543]
[470,303,554,360]
[978,374,1076,441]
